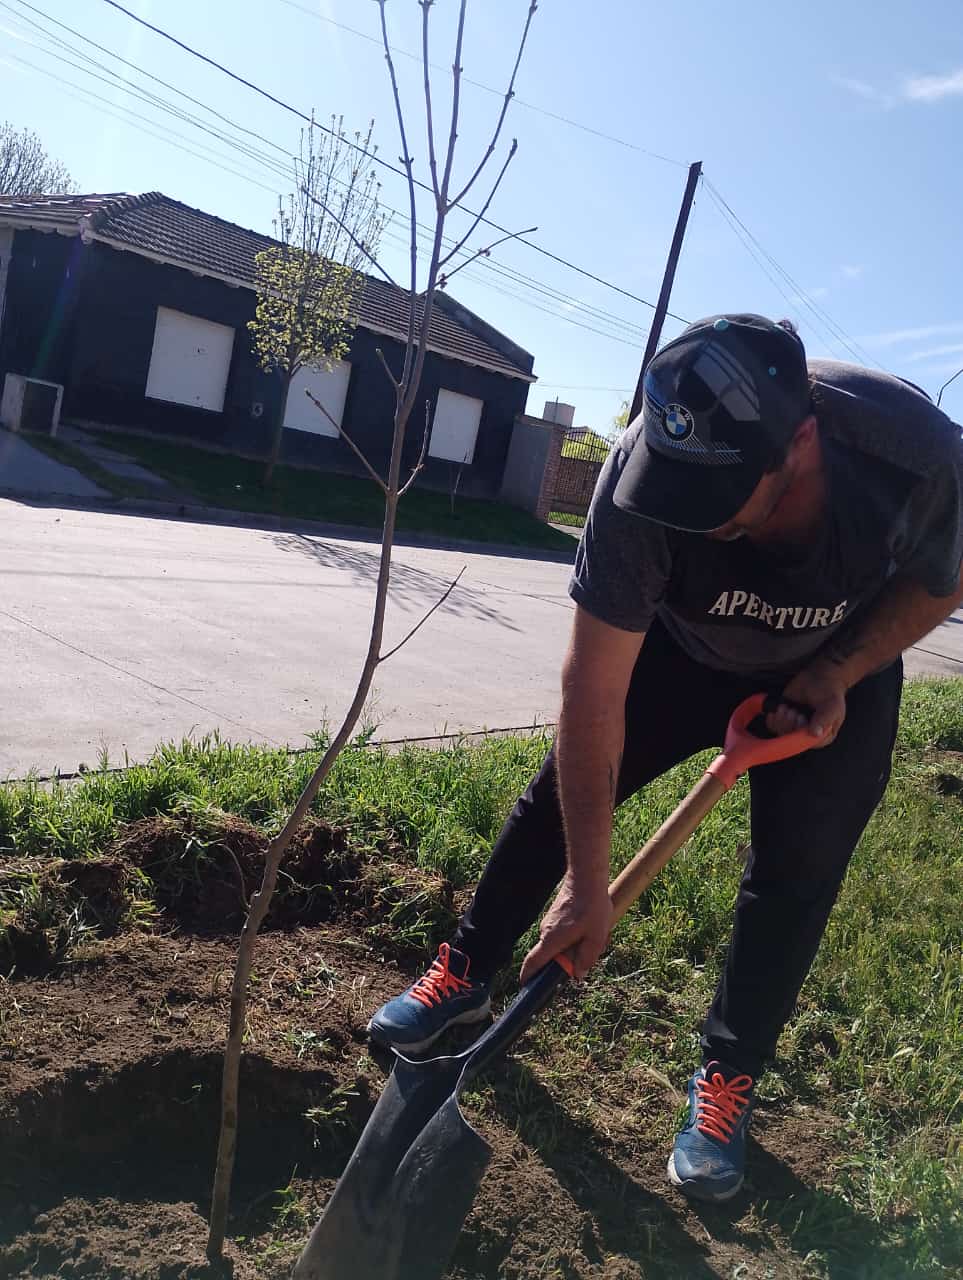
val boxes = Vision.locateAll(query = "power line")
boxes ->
[2,28,649,351]
[7,0,298,169]
[275,0,688,168]
[704,177,883,370]
[8,0,669,336]
[0,29,300,191]
[701,183,812,332]
[702,183,858,366]
[3,0,656,351]
[2,50,286,195]
[97,0,686,322]
[1,0,312,188]
[378,223,648,348]
[4,31,650,351]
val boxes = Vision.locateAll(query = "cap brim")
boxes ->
[612,432,761,533]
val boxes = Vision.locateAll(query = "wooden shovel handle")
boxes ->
[608,770,726,925]
[609,691,815,924]
[554,693,815,978]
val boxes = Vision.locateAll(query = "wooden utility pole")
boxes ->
[628,160,702,423]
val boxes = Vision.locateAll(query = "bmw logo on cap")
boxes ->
[662,403,694,441]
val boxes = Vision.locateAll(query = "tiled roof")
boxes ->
[0,192,128,221]
[0,192,534,381]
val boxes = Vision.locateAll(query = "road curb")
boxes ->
[0,489,578,564]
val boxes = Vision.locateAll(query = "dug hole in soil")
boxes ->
[1,813,860,1278]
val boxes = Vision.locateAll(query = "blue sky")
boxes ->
[3,0,962,429]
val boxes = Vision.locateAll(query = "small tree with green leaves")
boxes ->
[249,116,387,485]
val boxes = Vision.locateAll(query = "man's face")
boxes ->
[705,414,817,541]
[706,464,794,542]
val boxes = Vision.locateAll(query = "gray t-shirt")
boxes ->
[569,360,963,675]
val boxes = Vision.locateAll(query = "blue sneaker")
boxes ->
[367,943,492,1053]
[667,1061,755,1202]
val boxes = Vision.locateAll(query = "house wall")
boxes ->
[0,233,530,500]
[0,230,83,387]
[499,413,567,520]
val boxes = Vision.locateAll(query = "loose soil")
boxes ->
[0,818,919,1278]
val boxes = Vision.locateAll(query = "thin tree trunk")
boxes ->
[206,485,400,1262]
[263,374,292,487]
[206,1,536,1263]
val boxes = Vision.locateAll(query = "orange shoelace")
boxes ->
[409,943,471,1008]
[695,1068,753,1144]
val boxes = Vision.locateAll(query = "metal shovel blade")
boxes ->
[294,961,566,1280]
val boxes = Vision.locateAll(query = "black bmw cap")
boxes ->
[613,314,811,532]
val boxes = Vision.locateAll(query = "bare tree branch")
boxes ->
[304,389,387,492]
[379,566,466,663]
[377,0,420,390]
[398,399,432,498]
[437,0,468,205]
[301,185,399,288]
[375,346,401,391]
[215,1,539,1271]
[421,0,441,201]
[0,122,76,196]
[448,0,538,210]
[440,224,538,287]
[439,140,519,267]
[392,0,469,438]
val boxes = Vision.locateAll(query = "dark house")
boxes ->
[0,192,537,499]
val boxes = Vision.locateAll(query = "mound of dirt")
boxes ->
[0,856,129,976]
[112,812,360,929]
[0,1198,249,1280]
[1,813,457,976]
[0,929,926,1280]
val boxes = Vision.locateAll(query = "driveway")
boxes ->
[0,430,108,499]
[0,500,959,779]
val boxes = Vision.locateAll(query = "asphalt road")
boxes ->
[1,500,960,779]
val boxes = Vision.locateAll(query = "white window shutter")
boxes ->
[145,307,235,412]
[283,360,352,437]
[428,389,483,464]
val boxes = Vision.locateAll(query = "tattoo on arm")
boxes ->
[608,750,623,807]
[826,628,867,666]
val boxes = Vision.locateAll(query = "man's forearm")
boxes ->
[556,695,624,891]
[817,570,963,688]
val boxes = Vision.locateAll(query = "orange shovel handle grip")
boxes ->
[707,692,815,790]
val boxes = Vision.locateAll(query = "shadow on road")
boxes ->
[270,532,522,633]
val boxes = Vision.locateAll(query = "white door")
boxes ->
[145,307,235,412]
[429,389,483,464]
[284,360,351,437]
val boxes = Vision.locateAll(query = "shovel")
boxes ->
[294,693,815,1280]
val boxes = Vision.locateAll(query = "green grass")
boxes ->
[547,509,585,529]
[1,678,961,1273]
[560,429,612,459]
[82,430,575,553]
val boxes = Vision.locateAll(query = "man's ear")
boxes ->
[788,413,818,460]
